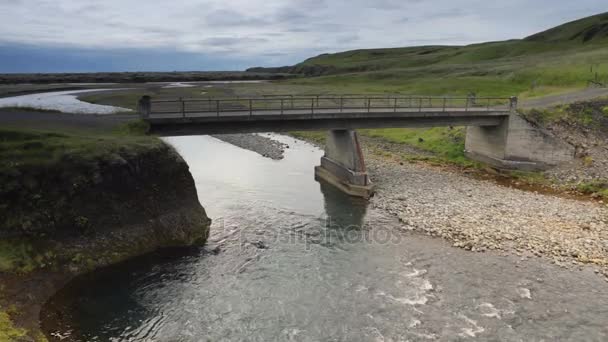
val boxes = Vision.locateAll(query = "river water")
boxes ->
[41,135,608,341]
[0,89,132,114]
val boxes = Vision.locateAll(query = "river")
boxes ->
[41,135,608,341]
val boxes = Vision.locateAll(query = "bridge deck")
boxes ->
[142,96,515,135]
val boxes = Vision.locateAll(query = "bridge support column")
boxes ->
[314,130,374,199]
[465,101,574,171]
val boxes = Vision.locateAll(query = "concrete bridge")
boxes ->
[139,95,574,198]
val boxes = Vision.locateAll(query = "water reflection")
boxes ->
[314,179,369,249]
[41,248,204,341]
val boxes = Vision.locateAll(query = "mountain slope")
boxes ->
[525,12,608,43]
[248,12,608,80]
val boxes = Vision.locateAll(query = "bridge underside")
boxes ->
[147,111,506,136]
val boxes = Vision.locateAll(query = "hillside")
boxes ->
[248,12,608,97]
[526,12,608,43]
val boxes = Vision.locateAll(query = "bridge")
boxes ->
[139,95,574,198]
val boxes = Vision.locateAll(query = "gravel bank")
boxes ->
[367,153,608,277]
[212,134,288,160]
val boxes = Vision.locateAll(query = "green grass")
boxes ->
[289,131,326,146]
[576,180,608,199]
[361,127,474,165]
[0,308,26,341]
[260,13,608,99]
[0,241,38,274]
[0,124,160,172]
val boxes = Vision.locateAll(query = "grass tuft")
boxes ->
[0,308,27,341]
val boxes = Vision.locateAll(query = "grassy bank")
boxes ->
[0,121,162,279]
[0,123,156,271]
[0,122,156,173]
[0,120,213,340]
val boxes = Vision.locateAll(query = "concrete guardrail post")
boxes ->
[510,96,518,112]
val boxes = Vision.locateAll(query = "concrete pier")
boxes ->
[314,130,374,198]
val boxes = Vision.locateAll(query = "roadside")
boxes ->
[520,87,608,109]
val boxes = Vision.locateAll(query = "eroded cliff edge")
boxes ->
[0,131,210,341]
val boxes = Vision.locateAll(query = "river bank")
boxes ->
[0,127,211,341]
[366,152,608,276]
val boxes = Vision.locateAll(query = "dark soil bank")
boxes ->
[0,142,211,341]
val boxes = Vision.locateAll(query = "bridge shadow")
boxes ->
[317,179,369,247]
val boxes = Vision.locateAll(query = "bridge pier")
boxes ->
[314,130,374,199]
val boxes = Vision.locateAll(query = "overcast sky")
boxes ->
[0,0,605,72]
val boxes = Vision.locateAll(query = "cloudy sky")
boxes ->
[0,0,605,72]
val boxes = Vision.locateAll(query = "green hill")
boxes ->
[525,12,608,43]
[249,12,608,97]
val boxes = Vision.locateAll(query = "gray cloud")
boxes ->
[0,0,605,65]
[204,9,270,27]
[202,37,269,46]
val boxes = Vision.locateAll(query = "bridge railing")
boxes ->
[144,95,516,118]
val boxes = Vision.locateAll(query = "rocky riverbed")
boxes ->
[212,133,289,160]
[366,153,608,279]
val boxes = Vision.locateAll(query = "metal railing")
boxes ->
[141,95,516,118]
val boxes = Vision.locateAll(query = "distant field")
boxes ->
[0,71,291,85]
[77,84,231,111]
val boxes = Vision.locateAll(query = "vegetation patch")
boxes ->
[360,127,477,167]
[0,127,161,171]
[289,131,326,146]
[0,240,38,274]
[576,180,608,199]
[0,307,27,341]
[523,100,608,130]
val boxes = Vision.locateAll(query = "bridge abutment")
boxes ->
[465,111,575,171]
[315,130,374,198]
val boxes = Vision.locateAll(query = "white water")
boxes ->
[0,89,131,114]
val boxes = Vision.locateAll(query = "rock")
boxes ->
[251,241,268,249]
